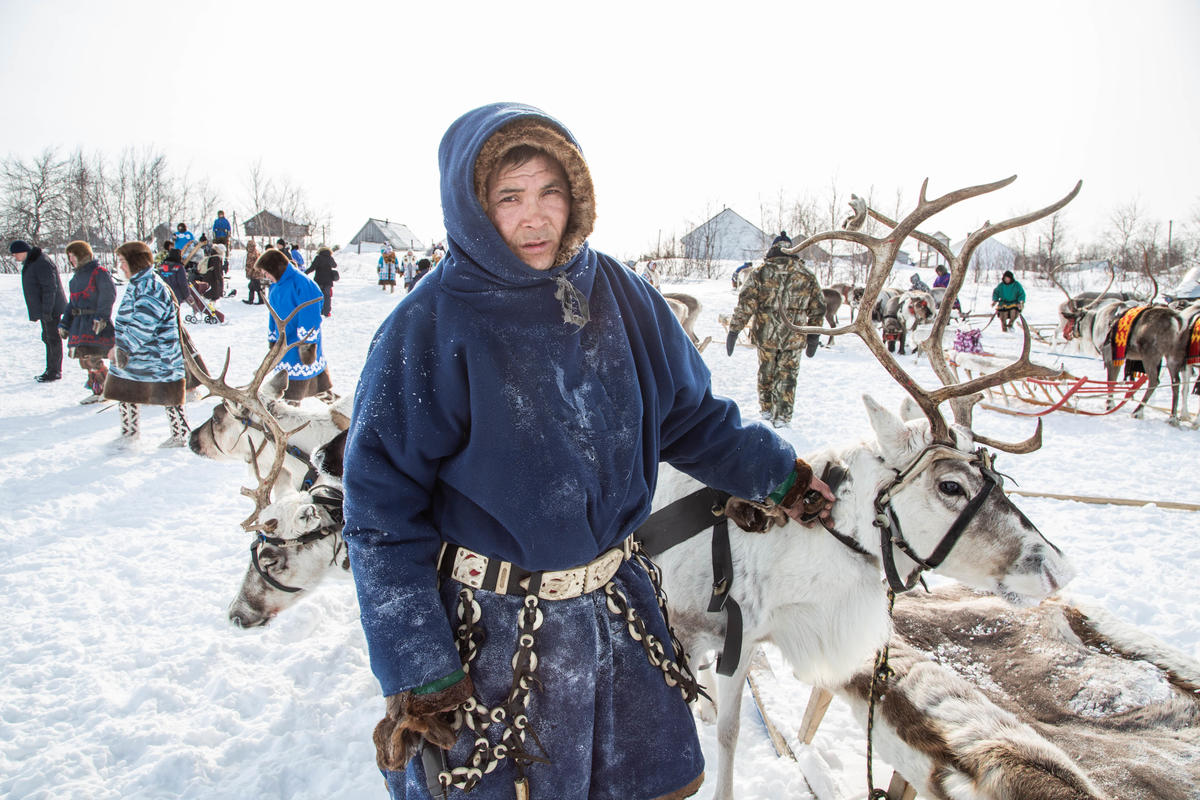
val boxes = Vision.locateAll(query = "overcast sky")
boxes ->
[3,0,1197,258]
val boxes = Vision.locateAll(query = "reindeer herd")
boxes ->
[180,178,1199,799]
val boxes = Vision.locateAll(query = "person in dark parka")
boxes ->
[304,246,339,317]
[12,239,67,382]
[157,248,190,305]
[342,102,835,800]
[59,240,116,403]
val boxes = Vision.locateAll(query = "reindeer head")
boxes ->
[782,177,1081,602]
[227,486,347,628]
[189,370,290,460]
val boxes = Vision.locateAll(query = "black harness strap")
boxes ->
[705,514,743,676]
[634,486,731,558]
[876,449,1002,593]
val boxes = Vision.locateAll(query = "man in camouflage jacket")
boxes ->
[726,243,826,427]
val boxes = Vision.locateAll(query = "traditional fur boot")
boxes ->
[117,402,140,448]
[159,405,190,448]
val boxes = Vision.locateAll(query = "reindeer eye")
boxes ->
[938,480,963,496]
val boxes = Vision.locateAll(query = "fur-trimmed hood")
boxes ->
[436,103,598,326]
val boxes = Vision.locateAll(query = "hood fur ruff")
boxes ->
[472,117,596,269]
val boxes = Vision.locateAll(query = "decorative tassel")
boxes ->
[553,274,589,330]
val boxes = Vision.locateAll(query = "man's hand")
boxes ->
[373,674,473,772]
[726,331,738,356]
[780,473,836,524]
[58,326,69,340]
[92,318,106,334]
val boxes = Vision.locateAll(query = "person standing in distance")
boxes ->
[11,239,67,382]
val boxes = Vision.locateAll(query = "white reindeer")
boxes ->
[653,178,1082,800]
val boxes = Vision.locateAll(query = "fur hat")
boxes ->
[473,117,596,268]
[9,240,31,254]
[256,248,290,279]
[212,243,226,256]
[772,231,792,246]
[66,240,94,264]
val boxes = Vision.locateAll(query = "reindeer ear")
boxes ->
[899,397,923,422]
[264,368,289,400]
[863,394,916,462]
[297,503,324,533]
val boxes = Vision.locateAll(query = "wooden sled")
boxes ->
[947,352,1150,417]
[980,373,1148,416]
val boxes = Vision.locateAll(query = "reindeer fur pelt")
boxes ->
[840,585,1200,800]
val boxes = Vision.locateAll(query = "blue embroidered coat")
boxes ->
[267,264,326,380]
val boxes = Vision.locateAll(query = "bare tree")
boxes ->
[1104,200,1141,276]
[1039,210,1068,274]
[1,147,66,248]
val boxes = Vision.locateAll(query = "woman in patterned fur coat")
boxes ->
[58,240,116,404]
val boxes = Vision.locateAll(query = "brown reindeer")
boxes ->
[661,291,712,352]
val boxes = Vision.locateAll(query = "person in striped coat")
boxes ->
[103,241,190,448]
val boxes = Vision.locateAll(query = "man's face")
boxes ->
[12,251,27,263]
[485,153,570,271]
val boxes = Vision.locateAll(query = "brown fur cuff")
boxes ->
[374,674,475,771]
[777,458,815,509]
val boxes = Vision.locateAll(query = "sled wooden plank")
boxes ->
[1007,488,1200,512]
[798,686,834,745]
[746,650,797,761]
[887,771,917,800]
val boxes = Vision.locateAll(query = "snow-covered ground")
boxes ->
[2,256,1197,800]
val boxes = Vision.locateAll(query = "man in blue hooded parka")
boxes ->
[343,102,833,800]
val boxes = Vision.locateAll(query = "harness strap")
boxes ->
[250,539,304,593]
[234,411,311,466]
[634,486,731,558]
[813,463,876,561]
[706,515,744,676]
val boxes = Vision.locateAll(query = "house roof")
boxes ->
[243,210,310,239]
[348,218,425,251]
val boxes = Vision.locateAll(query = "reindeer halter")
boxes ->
[872,443,1002,593]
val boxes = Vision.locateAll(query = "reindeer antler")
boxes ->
[179,296,322,529]
[1049,259,1116,318]
[784,178,1079,451]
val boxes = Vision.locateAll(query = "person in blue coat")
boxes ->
[59,240,116,403]
[257,248,333,402]
[212,210,232,245]
[342,102,834,800]
[173,223,195,252]
[104,241,190,448]
[11,239,67,382]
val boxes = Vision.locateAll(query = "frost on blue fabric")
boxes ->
[342,102,797,697]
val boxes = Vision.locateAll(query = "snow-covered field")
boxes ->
[2,254,1197,799]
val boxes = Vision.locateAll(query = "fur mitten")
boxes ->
[298,342,317,366]
[373,673,474,772]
